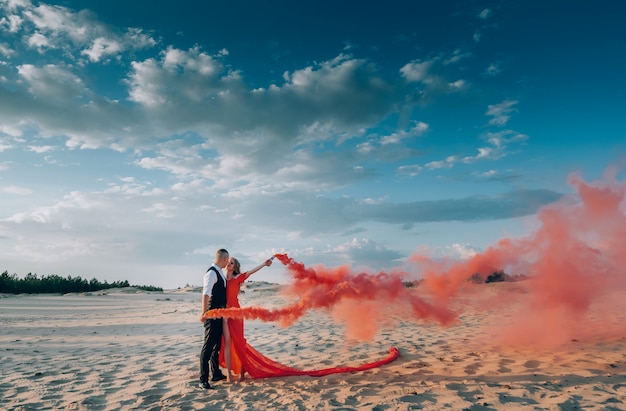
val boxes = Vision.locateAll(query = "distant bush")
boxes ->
[402,280,422,288]
[467,273,484,284]
[0,271,162,294]
[134,285,164,292]
[486,270,506,283]
[467,270,527,284]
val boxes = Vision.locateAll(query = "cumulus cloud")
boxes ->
[400,59,434,83]
[0,12,23,33]
[0,0,477,199]
[81,36,122,62]
[18,63,89,100]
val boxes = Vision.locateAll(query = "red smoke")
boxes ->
[411,166,626,347]
[208,254,457,340]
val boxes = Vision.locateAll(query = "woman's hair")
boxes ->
[230,257,241,276]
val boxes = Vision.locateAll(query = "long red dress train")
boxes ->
[218,272,399,378]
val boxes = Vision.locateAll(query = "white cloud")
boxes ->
[104,178,165,197]
[2,185,32,195]
[485,63,501,76]
[483,130,528,148]
[82,37,123,62]
[162,46,218,76]
[486,99,518,126]
[400,56,468,97]
[127,46,227,106]
[0,42,14,57]
[448,79,466,90]
[5,1,156,64]
[444,49,471,65]
[426,155,459,170]
[0,13,23,33]
[0,121,28,137]
[478,8,492,20]
[421,243,478,260]
[27,145,55,153]
[397,164,423,177]
[141,202,175,218]
[25,3,73,33]
[124,27,157,50]
[462,147,496,163]
[17,63,89,100]
[3,191,97,224]
[400,59,434,83]
[0,142,14,152]
[380,121,428,145]
[1,0,31,11]
[171,178,207,193]
[423,127,529,171]
[27,32,50,50]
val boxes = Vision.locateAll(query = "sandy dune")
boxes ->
[1,284,625,410]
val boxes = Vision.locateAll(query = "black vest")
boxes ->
[207,266,227,309]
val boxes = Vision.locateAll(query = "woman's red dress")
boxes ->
[219,272,399,379]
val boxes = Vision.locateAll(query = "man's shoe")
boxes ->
[199,381,212,390]
[211,374,227,382]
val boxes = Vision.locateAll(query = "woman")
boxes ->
[221,256,273,382]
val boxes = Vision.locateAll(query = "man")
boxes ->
[199,248,230,389]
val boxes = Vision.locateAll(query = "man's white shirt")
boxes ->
[202,264,225,298]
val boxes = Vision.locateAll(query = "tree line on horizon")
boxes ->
[0,271,163,294]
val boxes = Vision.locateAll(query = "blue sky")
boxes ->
[1,0,625,289]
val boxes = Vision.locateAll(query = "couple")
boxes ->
[198,248,272,389]
[199,249,401,389]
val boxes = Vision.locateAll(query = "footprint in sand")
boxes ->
[498,358,515,373]
[523,359,541,369]
[464,361,483,375]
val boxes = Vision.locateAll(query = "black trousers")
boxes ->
[199,317,223,383]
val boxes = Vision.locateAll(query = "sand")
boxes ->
[1,284,625,411]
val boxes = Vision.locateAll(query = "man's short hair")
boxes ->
[216,248,229,260]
